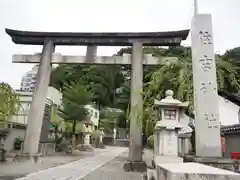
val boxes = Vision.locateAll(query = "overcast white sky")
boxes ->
[0,0,239,89]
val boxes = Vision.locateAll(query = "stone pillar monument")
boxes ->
[191,14,221,157]
[23,40,55,157]
[153,90,188,164]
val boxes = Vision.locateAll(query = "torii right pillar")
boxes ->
[191,13,221,157]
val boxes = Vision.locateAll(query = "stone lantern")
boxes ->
[153,90,189,164]
[78,122,94,151]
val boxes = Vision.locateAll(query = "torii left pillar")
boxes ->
[123,42,147,172]
[22,40,55,160]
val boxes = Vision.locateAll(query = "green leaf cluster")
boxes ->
[0,82,20,122]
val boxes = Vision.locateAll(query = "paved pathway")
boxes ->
[0,148,107,178]
[81,150,152,180]
[15,147,127,180]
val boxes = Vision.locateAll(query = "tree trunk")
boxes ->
[72,120,77,150]
[54,126,58,143]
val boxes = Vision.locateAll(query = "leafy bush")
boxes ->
[147,135,154,149]
[14,136,24,150]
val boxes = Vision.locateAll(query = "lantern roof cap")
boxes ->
[154,90,189,108]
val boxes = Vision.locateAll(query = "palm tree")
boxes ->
[99,107,124,132]
[59,81,93,150]
[85,65,125,109]
[50,65,125,110]
[50,64,92,92]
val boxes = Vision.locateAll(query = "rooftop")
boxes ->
[218,91,240,106]
[5,28,189,46]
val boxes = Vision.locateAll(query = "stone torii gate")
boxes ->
[6,29,189,170]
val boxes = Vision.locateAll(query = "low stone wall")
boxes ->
[39,143,55,156]
[183,155,240,172]
[115,139,129,147]
[103,137,114,145]
[157,162,240,180]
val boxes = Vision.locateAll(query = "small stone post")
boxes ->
[178,111,193,157]
[113,128,117,144]
[98,130,105,148]
[99,130,104,144]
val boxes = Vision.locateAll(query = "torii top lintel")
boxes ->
[5,28,189,46]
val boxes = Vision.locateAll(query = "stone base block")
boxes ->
[116,139,129,147]
[183,155,240,172]
[98,142,105,149]
[13,153,41,164]
[157,162,240,180]
[123,160,147,172]
[154,155,183,165]
[77,144,94,152]
[146,167,156,180]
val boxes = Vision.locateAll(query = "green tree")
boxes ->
[59,81,93,150]
[99,108,124,132]
[50,65,125,110]
[0,82,20,122]
[222,47,240,66]
[50,104,65,146]
[143,47,240,136]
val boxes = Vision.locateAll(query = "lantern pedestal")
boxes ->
[154,120,184,165]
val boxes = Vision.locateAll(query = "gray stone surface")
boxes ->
[13,147,127,180]
[83,152,142,180]
[0,146,153,180]
[183,155,240,172]
[0,148,111,179]
[191,14,221,157]
[157,163,240,180]
[82,149,153,180]
[128,42,143,162]
[23,40,54,155]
